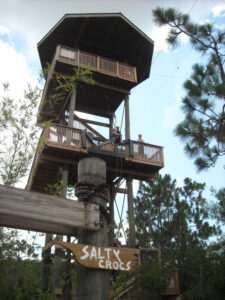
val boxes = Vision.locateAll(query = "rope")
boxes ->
[75,182,109,202]
[115,195,127,243]
[75,182,110,223]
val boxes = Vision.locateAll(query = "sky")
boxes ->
[0,0,225,244]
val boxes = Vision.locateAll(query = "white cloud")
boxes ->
[163,96,182,130]
[0,36,37,100]
[150,25,170,52]
[180,33,189,44]
[150,25,189,53]
[212,4,225,17]
[176,177,183,188]
[0,25,10,35]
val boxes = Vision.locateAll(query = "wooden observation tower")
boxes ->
[27,13,164,244]
[24,13,165,299]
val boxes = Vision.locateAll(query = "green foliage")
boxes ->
[110,272,133,298]
[38,67,94,123]
[210,187,225,224]
[153,7,225,171]
[134,174,224,299]
[44,179,65,196]
[134,262,171,300]
[0,83,41,185]
[0,81,46,299]
[39,63,52,82]
[0,228,43,300]
[36,288,57,300]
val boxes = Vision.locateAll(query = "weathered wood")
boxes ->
[44,241,140,272]
[76,157,110,300]
[52,166,69,296]
[124,95,136,247]
[57,45,137,83]
[109,188,115,246]
[93,80,130,95]
[68,84,77,127]
[114,187,127,194]
[76,117,110,128]
[125,95,130,141]
[74,114,107,141]
[127,177,136,247]
[42,233,52,292]
[109,114,114,140]
[0,184,99,234]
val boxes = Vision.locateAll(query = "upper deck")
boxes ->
[27,124,164,193]
[38,13,154,85]
[38,45,137,122]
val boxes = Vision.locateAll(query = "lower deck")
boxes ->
[26,124,164,193]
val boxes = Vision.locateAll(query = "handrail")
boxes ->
[132,140,164,165]
[56,45,137,83]
[43,124,164,167]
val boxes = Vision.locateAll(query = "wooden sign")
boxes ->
[44,240,140,272]
[0,184,99,235]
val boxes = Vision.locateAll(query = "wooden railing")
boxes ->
[56,45,137,83]
[43,124,163,167]
[132,141,164,166]
[45,125,83,150]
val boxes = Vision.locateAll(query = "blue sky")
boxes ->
[0,0,225,242]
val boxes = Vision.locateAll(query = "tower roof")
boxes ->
[38,13,154,84]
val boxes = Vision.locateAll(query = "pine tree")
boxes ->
[153,7,225,170]
[134,174,220,299]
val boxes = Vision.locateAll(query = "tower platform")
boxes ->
[26,124,164,193]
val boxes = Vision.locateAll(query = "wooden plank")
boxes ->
[74,114,107,141]
[93,80,130,95]
[114,188,127,194]
[76,117,110,128]
[44,240,140,272]
[0,184,99,235]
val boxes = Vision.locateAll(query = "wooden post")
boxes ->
[54,84,76,297]
[52,167,69,296]
[125,95,136,247]
[68,84,77,127]
[76,157,110,300]
[125,95,130,142]
[109,114,114,140]
[127,176,136,247]
[109,187,115,246]
[42,233,52,292]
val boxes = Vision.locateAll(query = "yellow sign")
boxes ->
[44,240,140,272]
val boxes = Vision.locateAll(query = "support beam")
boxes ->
[125,95,130,141]
[0,184,99,234]
[42,233,52,292]
[68,84,77,127]
[57,91,72,123]
[114,187,127,194]
[127,177,136,247]
[124,95,136,247]
[109,187,115,246]
[76,117,110,128]
[53,167,69,296]
[109,114,114,140]
[93,80,130,95]
[76,157,109,300]
[74,114,107,141]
